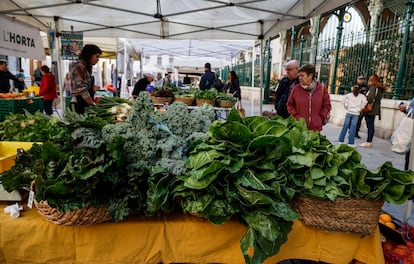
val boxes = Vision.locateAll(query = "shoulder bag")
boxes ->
[361,88,378,113]
[236,99,245,117]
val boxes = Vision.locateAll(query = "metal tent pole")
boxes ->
[251,44,256,115]
[259,38,264,116]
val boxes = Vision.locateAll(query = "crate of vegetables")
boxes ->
[0,99,15,120]
[13,97,44,115]
[0,97,44,121]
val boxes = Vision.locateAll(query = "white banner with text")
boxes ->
[0,15,45,60]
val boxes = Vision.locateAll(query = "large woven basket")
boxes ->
[34,200,111,226]
[218,100,236,108]
[196,98,215,106]
[174,97,194,106]
[151,96,174,105]
[291,195,384,236]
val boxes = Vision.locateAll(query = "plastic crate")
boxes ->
[0,97,44,121]
[65,97,72,110]
[26,86,40,96]
[0,99,15,121]
[0,141,38,173]
[14,97,44,114]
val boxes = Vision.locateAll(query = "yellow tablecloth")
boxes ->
[0,205,384,264]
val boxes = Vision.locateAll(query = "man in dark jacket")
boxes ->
[274,60,299,118]
[0,59,17,93]
[199,63,216,90]
[132,74,154,99]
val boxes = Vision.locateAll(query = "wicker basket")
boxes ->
[34,200,111,226]
[31,182,111,226]
[174,97,194,106]
[151,96,174,105]
[218,100,236,108]
[291,195,384,236]
[196,98,215,106]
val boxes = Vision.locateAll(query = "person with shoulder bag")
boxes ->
[359,74,384,148]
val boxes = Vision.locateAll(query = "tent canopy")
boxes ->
[0,0,353,59]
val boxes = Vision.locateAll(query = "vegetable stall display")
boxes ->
[1,92,414,264]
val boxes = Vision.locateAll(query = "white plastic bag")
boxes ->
[391,111,413,154]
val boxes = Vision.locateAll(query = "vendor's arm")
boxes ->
[6,71,17,91]
[71,64,94,105]
[132,79,145,99]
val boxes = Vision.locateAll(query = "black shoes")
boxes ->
[355,134,361,139]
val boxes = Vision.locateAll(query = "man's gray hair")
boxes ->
[285,60,299,68]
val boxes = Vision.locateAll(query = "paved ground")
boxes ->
[246,101,414,226]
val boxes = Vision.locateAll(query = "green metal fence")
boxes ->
[219,2,414,101]
[217,61,261,87]
[290,11,414,99]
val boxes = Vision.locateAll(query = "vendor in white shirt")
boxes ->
[338,85,367,146]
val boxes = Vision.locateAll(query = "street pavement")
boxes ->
[246,102,413,226]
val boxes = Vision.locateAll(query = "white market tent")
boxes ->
[0,0,355,111]
[0,0,354,56]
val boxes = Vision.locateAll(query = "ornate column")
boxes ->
[278,30,287,75]
[298,35,305,65]
[309,15,321,65]
[368,0,384,43]
[290,26,296,60]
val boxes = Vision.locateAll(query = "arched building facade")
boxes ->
[275,0,414,99]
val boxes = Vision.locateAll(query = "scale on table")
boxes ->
[0,182,22,201]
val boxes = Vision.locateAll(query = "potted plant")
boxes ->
[215,92,236,108]
[173,91,195,106]
[194,89,218,106]
[151,87,174,105]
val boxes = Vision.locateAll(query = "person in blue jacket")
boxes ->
[199,63,216,90]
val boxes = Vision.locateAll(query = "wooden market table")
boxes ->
[0,204,384,264]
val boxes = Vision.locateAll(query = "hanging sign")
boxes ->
[61,31,83,60]
[47,29,56,50]
[0,14,45,60]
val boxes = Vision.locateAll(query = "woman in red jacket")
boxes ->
[39,65,57,115]
[287,64,331,132]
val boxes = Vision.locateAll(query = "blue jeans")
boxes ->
[338,113,359,144]
[364,114,375,142]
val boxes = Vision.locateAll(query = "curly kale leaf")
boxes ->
[1,144,45,192]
